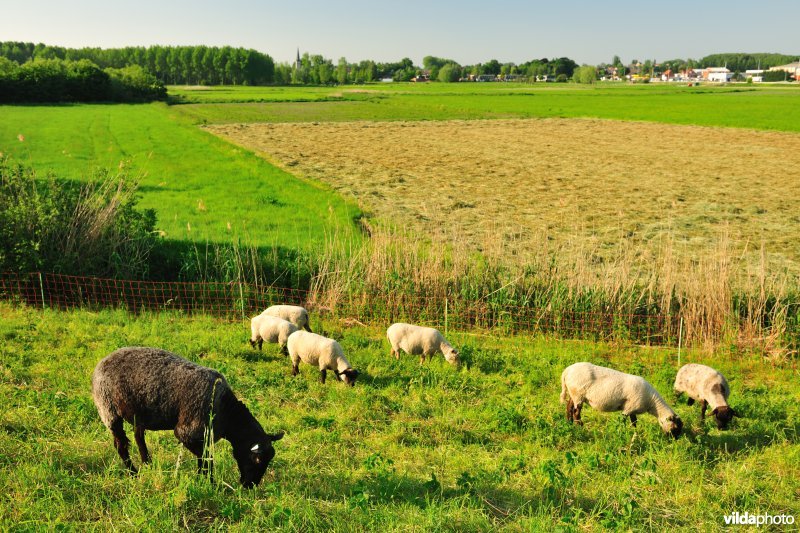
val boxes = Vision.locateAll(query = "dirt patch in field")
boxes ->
[207,118,800,272]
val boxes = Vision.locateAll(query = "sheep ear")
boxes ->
[269,431,285,442]
[711,407,719,416]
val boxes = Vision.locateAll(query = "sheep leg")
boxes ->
[291,363,299,376]
[110,419,137,474]
[700,400,708,420]
[566,398,574,423]
[320,369,327,384]
[280,344,289,356]
[419,354,426,365]
[185,438,213,481]
[134,424,151,464]
[258,339,263,351]
[629,414,638,427]
[574,403,584,426]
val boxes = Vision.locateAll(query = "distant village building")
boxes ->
[294,48,302,71]
[703,67,732,82]
[745,69,765,82]
[768,62,800,80]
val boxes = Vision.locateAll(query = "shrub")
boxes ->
[0,157,158,278]
[106,65,167,101]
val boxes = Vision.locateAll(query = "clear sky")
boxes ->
[1,0,798,66]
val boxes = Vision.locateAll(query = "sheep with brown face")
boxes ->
[386,323,460,366]
[674,363,737,430]
[286,331,359,386]
[560,362,683,438]
[92,347,283,487]
[250,314,298,354]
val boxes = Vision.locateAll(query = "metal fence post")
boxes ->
[677,316,683,368]
[38,272,45,310]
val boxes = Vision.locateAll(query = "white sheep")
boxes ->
[260,305,312,332]
[674,363,736,430]
[250,314,298,354]
[386,322,460,366]
[560,362,683,438]
[286,330,359,386]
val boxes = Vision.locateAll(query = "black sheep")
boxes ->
[92,347,283,487]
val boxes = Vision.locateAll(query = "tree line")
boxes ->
[0,42,275,85]
[1,42,797,90]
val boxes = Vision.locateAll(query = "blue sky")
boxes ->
[1,0,797,65]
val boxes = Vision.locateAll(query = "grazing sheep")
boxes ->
[560,362,683,438]
[386,322,460,366]
[286,331,359,386]
[261,305,312,332]
[250,314,298,354]
[674,363,736,430]
[92,347,284,487]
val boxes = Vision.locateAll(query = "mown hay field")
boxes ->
[208,118,800,279]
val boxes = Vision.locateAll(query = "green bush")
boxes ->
[0,157,158,278]
[106,65,167,101]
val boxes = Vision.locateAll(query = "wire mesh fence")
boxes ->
[1,272,687,346]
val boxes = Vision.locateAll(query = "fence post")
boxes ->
[677,316,683,368]
[238,280,245,320]
[445,298,448,337]
[38,272,45,310]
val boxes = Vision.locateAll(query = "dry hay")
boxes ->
[207,118,800,276]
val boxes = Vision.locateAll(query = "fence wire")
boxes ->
[1,272,686,347]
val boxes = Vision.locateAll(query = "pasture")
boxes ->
[170,83,800,132]
[0,103,360,250]
[1,302,797,530]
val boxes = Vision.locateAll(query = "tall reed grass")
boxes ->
[305,222,799,355]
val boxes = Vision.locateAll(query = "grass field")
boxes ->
[0,103,360,250]
[1,302,797,530]
[170,83,800,132]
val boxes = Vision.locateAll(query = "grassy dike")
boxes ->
[1,302,797,530]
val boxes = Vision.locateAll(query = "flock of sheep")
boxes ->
[91,304,737,488]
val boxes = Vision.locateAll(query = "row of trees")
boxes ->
[0,58,166,103]
[0,42,275,85]
[1,42,797,88]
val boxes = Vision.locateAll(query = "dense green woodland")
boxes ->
[0,57,165,103]
[0,42,274,86]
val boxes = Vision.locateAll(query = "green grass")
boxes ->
[1,302,797,530]
[170,82,800,132]
[0,103,360,250]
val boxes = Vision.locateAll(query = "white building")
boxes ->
[745,69,764,82]
[704,67,732,82]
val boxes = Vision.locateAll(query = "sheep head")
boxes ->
[444,347,460,366]
[660,415,683,439]
[712,406,735,430]
[336,368,360,386]
[235,431,284,488]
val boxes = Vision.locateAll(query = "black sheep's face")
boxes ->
[236,432,284,488]
[712,406,735,430]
